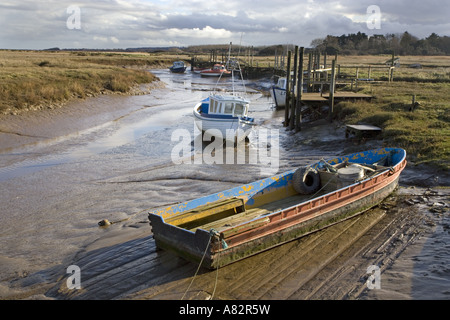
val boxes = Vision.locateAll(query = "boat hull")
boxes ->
[271,86,286,108]
[170,67,187,73]
[200,71,231,77]
[149,147,406,269]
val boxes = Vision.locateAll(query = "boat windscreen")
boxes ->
[234,103,246,116]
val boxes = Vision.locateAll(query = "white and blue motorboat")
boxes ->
[193,44,256,142]
[169,60,187,73]
[193,94,255,142]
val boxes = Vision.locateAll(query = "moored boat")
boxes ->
[193,94,255,142]
[170,61,187,73]
[271,77,288,108]
[270,76,308,108]
[200,64,231,77]
[193,67,208,74]
[148,147,407,269]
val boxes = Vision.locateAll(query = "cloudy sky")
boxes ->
[1,0,449,49]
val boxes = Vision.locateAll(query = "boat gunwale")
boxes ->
[216,160,406,250]
[209,154,406,241]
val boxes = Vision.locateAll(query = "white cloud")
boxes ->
[164,26,232,39]
[0,0,448,49]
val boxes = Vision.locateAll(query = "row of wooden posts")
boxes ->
[283,48,396,131]
[284,46,337,132]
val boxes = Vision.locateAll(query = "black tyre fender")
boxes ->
[292,166,321,194]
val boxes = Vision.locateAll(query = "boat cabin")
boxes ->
[275,77,287,89]
[201,95,250,118]
[212,64,227,71]
[172,61,185,68]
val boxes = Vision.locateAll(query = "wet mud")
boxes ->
[0,69,448,300]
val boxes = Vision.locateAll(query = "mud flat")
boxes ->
[0,70,448,301]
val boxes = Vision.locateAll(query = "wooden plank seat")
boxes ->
[164,197,245,230]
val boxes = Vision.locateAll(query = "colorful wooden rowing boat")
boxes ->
[148,147,407,269]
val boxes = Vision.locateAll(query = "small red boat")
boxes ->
[200,64,231,77]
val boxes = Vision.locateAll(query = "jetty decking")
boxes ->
[300,92,372,103]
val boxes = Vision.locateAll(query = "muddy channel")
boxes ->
[0,69,448,301]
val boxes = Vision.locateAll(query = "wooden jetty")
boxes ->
[300,92,372,102]
[282,46,376,131]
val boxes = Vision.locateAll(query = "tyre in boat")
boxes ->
[292,166,321,194]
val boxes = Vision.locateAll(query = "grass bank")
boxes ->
[0,50,174,114]
[333,80,449,170]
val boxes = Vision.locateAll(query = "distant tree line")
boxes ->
[310,31,450,55]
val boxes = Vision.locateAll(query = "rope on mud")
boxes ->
[181,231,214,300]
[210,229,222,300]
[97,207,152,227]
[181,229,223,300]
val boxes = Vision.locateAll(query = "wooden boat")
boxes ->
[149,148,406,269]
[169,61,187,73]
[200,64,231,77]
[193,95,255,142]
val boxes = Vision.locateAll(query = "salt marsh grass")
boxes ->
[0,50,173,114]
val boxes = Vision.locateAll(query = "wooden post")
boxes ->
[274,49,278,69]
[329,59,336,122]
[368,66,372,79]
[290,46,299,131]
[296,47,304,132]
[307,52,312,92]
[284,50,292,127]
[410,94,417,111]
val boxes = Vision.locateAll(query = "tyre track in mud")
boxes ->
[225,210,384,300]
[289,200,423,299]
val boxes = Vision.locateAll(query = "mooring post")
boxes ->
[284,50,292,127]
[296,47,304,132]
[290,46,299,131]
[307,52,312,92]
[329,59,336,122]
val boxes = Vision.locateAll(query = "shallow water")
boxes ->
[0,68,448,300]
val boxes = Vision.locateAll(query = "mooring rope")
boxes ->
[181,231,214,300]
[181,229,225,300]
